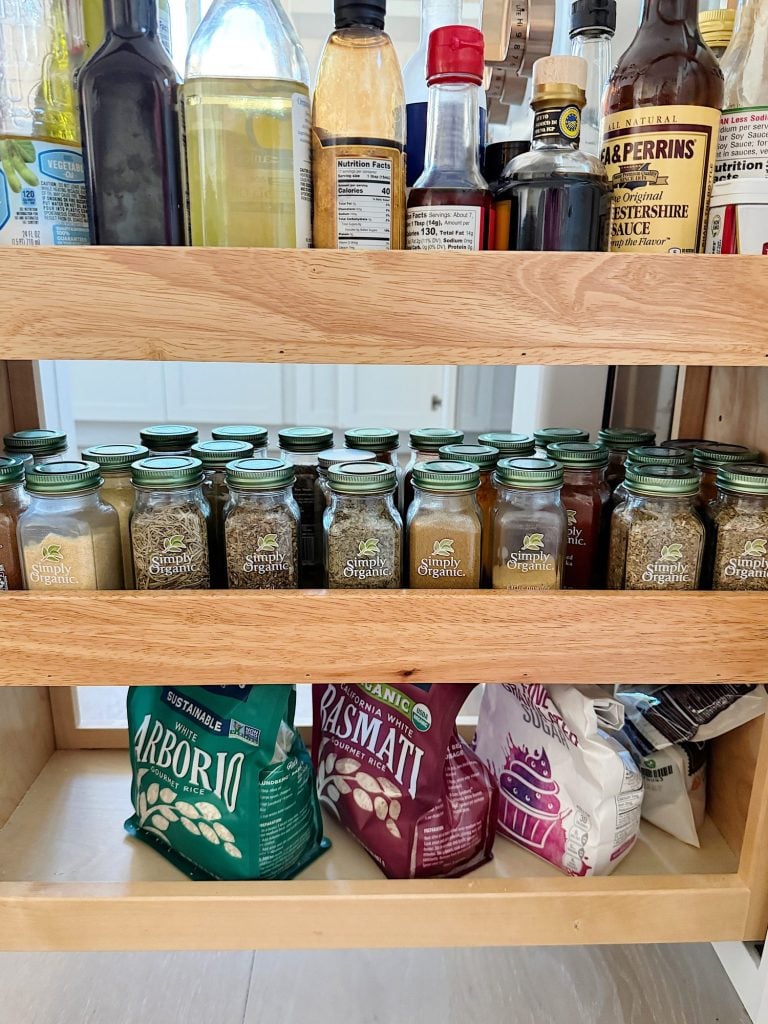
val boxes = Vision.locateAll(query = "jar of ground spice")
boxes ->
[130,457,210,590]
[402,427,464,519]
[325,462,401,589]
[18,461,123,590]
[278,427,334,588]
[664,438,716,452]
[408,460,482,589]
[4,429,68,466]
[0,457,27,590]
[693,443,761,507]
[344,428,400,472]
[438,444,498,586]
[318,448,378,506]
[534,427,589,458]
[224,458,300,589]
[710,465,768,591]
[211,425,269,457]
[82,444,148,588]
[612,446,694,508]
[547,442,610,589]
[478,432,536,459]
[139,424,199,457]
[192,439,254,587]
[607,465,704,591]
[597,427,657,491]
[491,458,567,591]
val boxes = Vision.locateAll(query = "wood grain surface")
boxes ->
[0,690,53,828]
[1,248,767,365]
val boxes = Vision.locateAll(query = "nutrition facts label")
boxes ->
[406,206,482,251]
[335,156,393,249]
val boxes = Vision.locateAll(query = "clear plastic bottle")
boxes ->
[82,443,148,588]
[181,0,311,247]
[192,439,254,587]
[716,0,768,181]
[569,0,616,158]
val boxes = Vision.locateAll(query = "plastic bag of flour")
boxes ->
[474,684,643,876]
[313,682,498,879]
[126,685,329,880]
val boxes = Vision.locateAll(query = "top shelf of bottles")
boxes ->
[2,248,766,367]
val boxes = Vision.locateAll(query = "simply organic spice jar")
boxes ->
[693,443,761,506]
[402,427,464,518]
[278,427,334,588]
[224,458,300,589]
[344,428,400,472]
[192,439,254,587]
[597,427,657,491]
[211,425,269,457]
[478,432,536,458]
[325,462,401,589]
[318,447,378,505]
[0,456,28,589]
[139,424,199,457]
[534,427,589,457]
[82,443,148,588]
[612,445,694,508]
[491,457,567,591]
[547,442,611,589]
[3,429,68,466]
[438,444,498,586]
[408,459,482,589]
[710,465,768,591]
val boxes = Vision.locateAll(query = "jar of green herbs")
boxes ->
[325,462,401,589]
[82,444,148,588]
[192,439,254,587]
[139,424,199,457]
[612,445,694,508]
[710,465,768,591]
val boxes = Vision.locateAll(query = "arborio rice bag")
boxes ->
[313,682,498,878]
[126,685,329,880]
[474,684,643,876]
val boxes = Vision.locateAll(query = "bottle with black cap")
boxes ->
[569,0,616,158]
[312,0,406,249]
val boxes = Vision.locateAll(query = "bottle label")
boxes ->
[532,105,581,144]
[335,153,397,249]
[0,138,89,246]
[716,107,768,182]
[292,94,312,248]
[406,206,481,251]
[600,105,720,253]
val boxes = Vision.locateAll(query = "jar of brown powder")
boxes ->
[438,445,497,586]
[408,460,482,589]
[0,456,27,590]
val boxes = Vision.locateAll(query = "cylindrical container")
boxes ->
[534,426,589,457]
[130,457,211,589]
[402,427,464,519]
[4,430,68,466]
[224,458,300,589]
[0,457,28,589]
[710,464,768,590]
[318,447,378,506]
[597,426,656,490]
[693,442,761,505]
[408,460,481,588]
[664,437,716,452]
[278,427,334,587]
[18,462,124,590]
[547,441,610,589]
[483,142,531,196]
[325,462,401,589]
[438,443,498,586]
[82,444,148,588]
[192,439,254,587]
[491,457,567,590]
[211,425,269,458]
[478,432,536,458]
[706,180,768,254]
[140,424,199,457]
[344,428,400,472]
[612,445,695,507]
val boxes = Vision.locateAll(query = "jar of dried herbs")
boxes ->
[344,428,400,471]
[693,443,761,507]
[597,427,657,491]
[612,446,694,508]
[18,461,123,590]
[402,427,464,520]
[438,444,498,586]
[710,465,768,591]
[278,427,334,587]
[130,457,210,590]
[139,424,199,457]
[664,438,716,452]
[547,442,610,590]
[325,462,401,589]
[224,458,300,589]
[318,447,377,505]
[607,465,704,591]
[491,458,567,591]
[478,432,535,458]
[192,439,254,587]
[0,457,27,590]
[82,444,148,589]
[3,429,68,466]
[408,460,482,589]
[534,427,589,458]
[211,425,269,457]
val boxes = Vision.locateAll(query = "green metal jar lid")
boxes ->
[0,456,25,485]
[4,429,67,455]
[131,456,204,489]
[716,464,768,496]
[81,444,149,471]
[191,439,253,468]
[547,442,609,468]
[693,443,761,470]
[495,457,564,489]
[664,437,716,452]
[327,462,397,495]
[478,432,535,455]
[438,444,499,470]
[225,458,295,490]
[534,427,589,447]
[211,425,269,447]
[627,445,694,468]
[409,427,464,452]
[318,447,378,471]
[597,427,656,451]
[139,424,199,451]
[413,459,481,492]
[344,427,399,452]
[278,427,334,453]
[625,464,700,497]
[26,460,102,494]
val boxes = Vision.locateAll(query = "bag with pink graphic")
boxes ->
[474,684,643,876]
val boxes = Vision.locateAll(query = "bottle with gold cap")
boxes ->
[493,55,609,251]
[699,4,736,60]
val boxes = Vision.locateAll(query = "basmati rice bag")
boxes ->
[126,684,329,880]
[313,682,498,879]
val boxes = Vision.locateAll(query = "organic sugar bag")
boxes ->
[126,684,329,880]
[313,682,498,879]
[474,684,643,876]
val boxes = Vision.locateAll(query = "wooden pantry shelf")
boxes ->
[1,248,767,366]
[1,590,767,686]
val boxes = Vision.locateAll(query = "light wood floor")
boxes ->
[0,945,750,1024]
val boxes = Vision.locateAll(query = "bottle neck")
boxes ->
[104,0,156,37]
[640,0,699,29]
[423,81,482,177]
[531,101,583,151]
[571,30,612,156]
[419,0,461,45]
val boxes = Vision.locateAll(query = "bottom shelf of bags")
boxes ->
[0,750,757,951]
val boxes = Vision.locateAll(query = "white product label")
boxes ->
[715,107,768,182]
[0,138,89,246]
[292,94,312,248]
[336,157,392,250]
[406,205,481,251]
[706,201,768,255]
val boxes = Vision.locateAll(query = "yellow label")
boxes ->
[600,105,720,254]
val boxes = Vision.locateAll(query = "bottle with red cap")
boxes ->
[406,25,493,251]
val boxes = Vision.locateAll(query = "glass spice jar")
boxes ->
[408,460,482,589]
[325,462,402,589]
[607,465,704,591]
[130,457,211,590]
[710,465,768,591]
[402,427,464,519]
[0,456,28,590]
[612,446,694,508]
[344,427,400,472]
[211,425,269,458]
[82,444,148,589]
[192,439,254,587]
[438,444,498,586]
[597,427,656,491]
[693,443,761,507]
[533,427,589,458]
[139,424,199,457]
[664,437,716,453]
[491,458,567,591]
[318,447,378,506]
[224,458,300,589]
[18,461,123,590]
[547,442,610,589]
[4,429,68,466]
[478,432,536,459]
[278,427,334,588]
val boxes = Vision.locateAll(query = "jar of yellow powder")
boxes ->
[82,444,148,588]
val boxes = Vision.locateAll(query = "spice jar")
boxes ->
[344,428,400,472]
[211,425,269,457]
[664,438,716,452]
[318,447,377,505]
[18,461,123,590]
[402,427,464,519]
[4,429,68,466]
[139,424,199,457]
[607,465,704,591]
[547,442,610,589]
[491,458,567,590]
[478,432,536,458]
[224,458,300,589]
[597,427,656,491]
[0,456,28,589]
[693,443,761,507]
[192,439,254,587]
[278,427,334,588]
[612,446,694,508]
[710,465,768,591]
[534,427,589,458]
[438,444,498,586]
[408,460,482,589]
[130,457,211,590]
[325,462,401,589]
[82,444,148,589]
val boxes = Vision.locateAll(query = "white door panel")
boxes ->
[165,362,285,424]
[337,366,454,432]
[67,360,166,422]
[292,365,339,428]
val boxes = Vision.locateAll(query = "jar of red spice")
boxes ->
[597,427,656,491]
[0,456,27,589]
[693,443,761,507]
[534,427,589,458]
[439,443,499,586]
[548,442,610,589]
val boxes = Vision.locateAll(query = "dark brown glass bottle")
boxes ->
[601,0,723,254]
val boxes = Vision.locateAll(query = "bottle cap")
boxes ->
[4,429,67,456]
[438,444,499,470]
[624,464,700,498]
[334,0,385,30]
[426,25,485,86]
[597,426,656,452]
[226,458,295,491]
[82,444,149,471]
[570,0,616,36]
[699,8,735,51]
[413,460,480,492]
[191,439,254,468]
[140,424,199,451]
[211,425,269,448]
[531,55,587,108]
[131,457,204,489]
[693,443,761,471]
[327,462,397,495]
[26,460,103,495]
